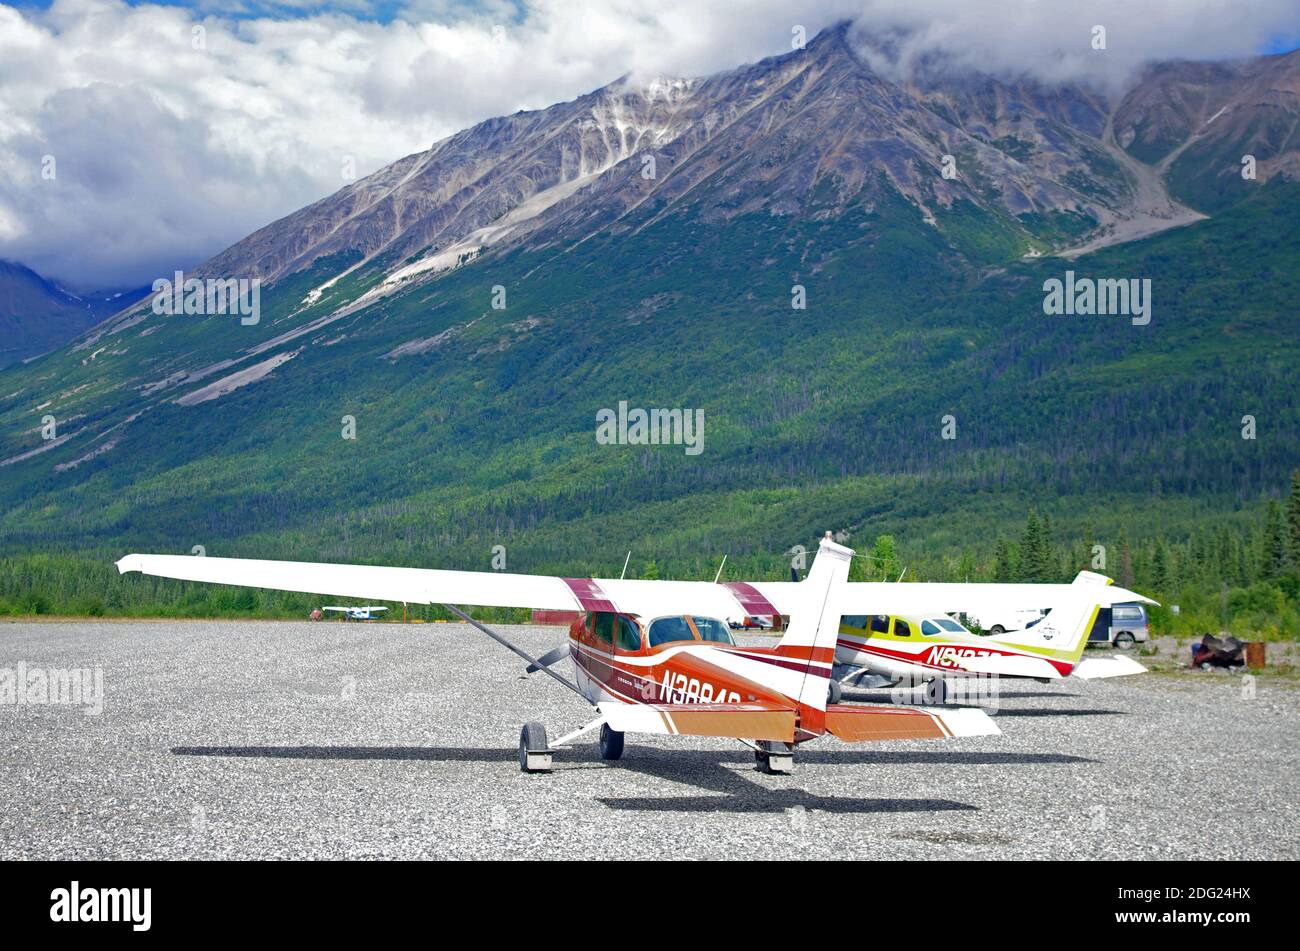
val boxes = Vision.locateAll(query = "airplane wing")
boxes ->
[116,554,1154,619]
[112,553,842,618]
[116,555,583,611]
[823,578,1156,615]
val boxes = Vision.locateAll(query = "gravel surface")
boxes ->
[1,620,1295,860]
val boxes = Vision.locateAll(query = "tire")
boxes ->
[598,723,624,761]
[758,742,794,775]
[1114,632,1135,650]
[519,722,548,773]
[827,679,842,706]
[989,625,1006,636]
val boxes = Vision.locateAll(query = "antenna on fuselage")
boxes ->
[620,550,631,580]
[713,554,728,584]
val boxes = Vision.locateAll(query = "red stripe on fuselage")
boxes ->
[837,637,1073,676]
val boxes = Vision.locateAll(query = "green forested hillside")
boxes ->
[1,182,1297,635]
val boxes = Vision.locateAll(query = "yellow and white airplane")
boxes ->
[831,573,1152,704]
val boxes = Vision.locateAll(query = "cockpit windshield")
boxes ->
[922,617,969,636]
[691,616,734,644]
[647,615,735,647]
[648,616,694,647]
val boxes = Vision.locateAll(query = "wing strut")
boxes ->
[442,604,587,701]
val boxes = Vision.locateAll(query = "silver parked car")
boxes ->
[1087,602,1150,649]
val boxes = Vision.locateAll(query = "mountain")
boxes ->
[1114,49,1300,211]
[0,24,1298,615]
[0,261,146,368]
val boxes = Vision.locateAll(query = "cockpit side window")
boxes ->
[592,612,615,644]
[870,615,890,634]
[616,615,643,653]
[648,616,695,647]
[894,619,913,637]
[843,615,868,629]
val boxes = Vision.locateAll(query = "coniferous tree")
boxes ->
[1287,468,1300,570]
[1262,502,1286,580]
[1020,510,1051,582]
[993,538,1016,583]
[1118,528,1135,588]
[1152,542,1169,594]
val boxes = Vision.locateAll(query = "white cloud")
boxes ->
[845,0,1300,89]
[0,0,1295,288]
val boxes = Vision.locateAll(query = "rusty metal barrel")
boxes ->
[1246,642,1266,670]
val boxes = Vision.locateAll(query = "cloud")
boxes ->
[844,0,1300,89]
[0,0,1295,289]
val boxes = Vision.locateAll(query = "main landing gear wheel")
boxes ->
[518,722,553,773]
[827,679,842,706]
[598,723,625,761]
[755,741,794,775]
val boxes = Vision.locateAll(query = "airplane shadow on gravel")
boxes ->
[171,745,1097,815]
[172,745,513,761]
[991,708,1128,718]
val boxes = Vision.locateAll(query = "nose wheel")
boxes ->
[518,722,553,773]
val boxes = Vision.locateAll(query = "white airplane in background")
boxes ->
[322,605,389,621]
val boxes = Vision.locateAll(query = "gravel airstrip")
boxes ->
[1,621,1295,860]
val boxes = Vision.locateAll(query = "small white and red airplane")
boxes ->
[116,534,1144,774]
[321,605,388,621]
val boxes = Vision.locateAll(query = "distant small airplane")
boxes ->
[116,534,1149,775]
[321,605,389,621]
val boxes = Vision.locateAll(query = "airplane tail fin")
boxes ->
[769,534,852,726]
[985,598,1101,670]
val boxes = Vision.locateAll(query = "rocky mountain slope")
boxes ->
[0,260,145,368]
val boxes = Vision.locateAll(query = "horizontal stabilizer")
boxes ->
[1070,655,1148,679]
[824,704,1000,742]
[958,653,1066,679]
[598,702,795,742]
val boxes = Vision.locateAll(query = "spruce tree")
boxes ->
[1020,510,1051,582]
[1152,542,1169,594]
[1262,502,1286,580]
[993,539,1015,583]
[1118,528,1135,588]
[1287,469,1300,570]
